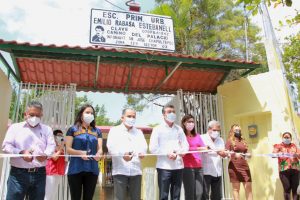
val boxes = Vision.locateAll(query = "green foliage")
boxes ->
[283,33,300,101]
[125,94,148,112]
[148,123,160,127]
[152,0,266,63]
[75,95,119,126]
[239,0,299,25]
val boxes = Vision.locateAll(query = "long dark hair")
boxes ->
[181,114,196,136]
[74,104,96,129]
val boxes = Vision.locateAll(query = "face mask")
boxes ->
[234,130,241,138]
[83,113,94,125]
[124,117,136,127]
[55,136,64,145]
[283,138,291,145]
[210,131,220,139]
[27,116,41,127]
[185,122,195,131]
[166,112,176,123]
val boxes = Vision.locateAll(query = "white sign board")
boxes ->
[90,9,175,52]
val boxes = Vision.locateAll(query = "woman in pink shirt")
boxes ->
[45,129,66,200]
[181,114,207,200]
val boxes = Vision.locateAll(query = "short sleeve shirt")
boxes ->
[66,125,102,175]
[273,142,300,172]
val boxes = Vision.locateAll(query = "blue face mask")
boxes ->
[166,112,176,123]
[283,138,291,145]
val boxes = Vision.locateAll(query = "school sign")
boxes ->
[90,9,175,52]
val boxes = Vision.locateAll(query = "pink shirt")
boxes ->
[183,134,206,168]
[2,121,56,168]
[46,150,65,175]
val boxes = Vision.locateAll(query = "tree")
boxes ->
[153,0,267,64]
[238,0,299,25]
[75,95,119,126]
[123,0,268,112]
[283,33,300,100]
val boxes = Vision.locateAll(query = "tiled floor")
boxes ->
[93,185,114,200]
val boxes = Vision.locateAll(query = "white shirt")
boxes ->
[106,123,148,176]
[200,133,225,177]
[149,121,189,170]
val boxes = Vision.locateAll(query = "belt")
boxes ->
[11,166,46,173]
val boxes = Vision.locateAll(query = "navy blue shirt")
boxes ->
[66,125,102,175]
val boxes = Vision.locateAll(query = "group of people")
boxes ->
[2,100,300,200]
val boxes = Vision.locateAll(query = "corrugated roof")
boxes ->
[0,39,260,94]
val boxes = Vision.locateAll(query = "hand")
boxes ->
[94,151,103,161]
[235,153,242,158]
[245,153,252,159]
[36,155,47,162]
[138,153,145,159]
[167,152,177,160]
[123,152,133,162]
[80,151,89,160]
[20,150,33,162]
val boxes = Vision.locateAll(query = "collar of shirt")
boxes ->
[120,123,137,133]
[162,120,176,129]
[22,121,42,130]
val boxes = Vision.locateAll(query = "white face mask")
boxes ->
[210,131,220,139]
[124,117,136,127]
[27,116,41,127]
[55,136,64,145]
[83,113,94,125]
[166,112,176,123]
[185,122,195,131]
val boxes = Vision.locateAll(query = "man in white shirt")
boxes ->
[149,104,189,200]
[106,108,147,200]
[201,120,227,200]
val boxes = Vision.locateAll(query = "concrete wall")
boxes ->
[217,70,300,199]
[0,69,12,178]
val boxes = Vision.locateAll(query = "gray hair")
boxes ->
[122,108,136,116]
[207,120,221,130]
[27,101,43,111]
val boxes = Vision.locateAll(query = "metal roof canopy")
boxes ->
[0,39,260,94]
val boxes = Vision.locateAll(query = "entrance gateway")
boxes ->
[0,38,260,199]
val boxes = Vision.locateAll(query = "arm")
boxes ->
[149,127,160,154]
[2,125,22,154]
[137,131,148,159]
[106,127,123,155]
[44,126,56,156]
[217,139,228,158]
[2,125,33,162]
[179,130,189,154]
[51,147,64,161]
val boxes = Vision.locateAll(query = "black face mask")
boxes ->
[234,130,241,138]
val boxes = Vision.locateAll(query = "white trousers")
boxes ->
[44,175,63,200]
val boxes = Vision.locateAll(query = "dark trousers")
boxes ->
[67,172,98,200]
[182,168,203,200]
[202,175,222,200]
[6,166,46,200]
[157,168,183,200]
[113,175,142,200]
[279,169,300,200]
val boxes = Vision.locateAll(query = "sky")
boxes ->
[0,0,299,126]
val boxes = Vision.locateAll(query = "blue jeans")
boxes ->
[6,166,46,200]
[157,168,183,200]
